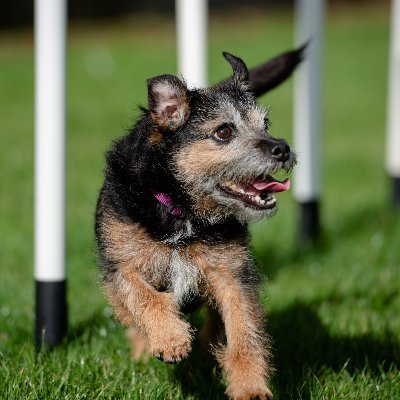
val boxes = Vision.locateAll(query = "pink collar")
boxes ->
[153,192,183,217]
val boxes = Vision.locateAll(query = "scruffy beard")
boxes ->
[211,188,278,223]
[172,146,296,225]
[183,179,279,225]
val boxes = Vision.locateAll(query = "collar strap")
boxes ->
[153,192,183,217]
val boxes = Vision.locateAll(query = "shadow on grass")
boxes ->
[250,205,400,398]
[57,296,399,400]
[268,301,400,399]
[61,205,400,398]
[168,300,400,400]
[172,342,227,400]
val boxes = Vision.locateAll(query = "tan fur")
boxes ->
[99,210,273,396]
[99,215,193,362]
[171,103,281,224]
[104,269,192,363]
[100,214,171,288]
[175,139,235,176]
[189,241,273,399]
[149,128,164,145]
[96,52,299,400]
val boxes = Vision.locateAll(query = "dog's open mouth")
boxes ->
[219,175,290,210]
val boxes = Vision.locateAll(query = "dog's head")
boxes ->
[146,52,296,223]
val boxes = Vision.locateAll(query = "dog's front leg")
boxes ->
[204,265,273,400]
[104,269,192,363]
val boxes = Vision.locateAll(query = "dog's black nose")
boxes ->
[259,139,291,163]
[270,142,290,162]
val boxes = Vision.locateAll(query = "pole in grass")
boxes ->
[293,0,325,243]
[175,0,208,88]
[386,0,400,206]
[34,0,67,348]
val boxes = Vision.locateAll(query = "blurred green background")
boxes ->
[1,2,399,399]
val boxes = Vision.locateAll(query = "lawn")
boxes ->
[1,3,399,399]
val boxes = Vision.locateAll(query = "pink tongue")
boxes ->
[252,178,291,193]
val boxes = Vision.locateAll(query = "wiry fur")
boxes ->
[95,52,296,400]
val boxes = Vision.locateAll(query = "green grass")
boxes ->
[1,4,399,399]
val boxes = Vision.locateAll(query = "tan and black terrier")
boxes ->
[95,52,296,400]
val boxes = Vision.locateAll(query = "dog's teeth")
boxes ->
[256,195,267,206]
[239,188,245,194]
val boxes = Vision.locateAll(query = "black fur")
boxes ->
[95,83,255,247]
[95,51,295,288]
[94,52,300,400]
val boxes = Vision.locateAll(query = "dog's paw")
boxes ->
[224,364,273,400]
[226,386,273,400]
[149,319,193,363]
[153,339,191,364]
[222,349,273,400]
[152,332,192,363]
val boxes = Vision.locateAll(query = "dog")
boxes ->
[95,52,296,400]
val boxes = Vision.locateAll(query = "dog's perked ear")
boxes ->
[147,74,190,132]
[222,51,250,90]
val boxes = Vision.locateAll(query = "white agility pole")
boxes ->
[293,0,325,242]
[386,0,400,205]
[34,0,67,348]
[175,0,208,88]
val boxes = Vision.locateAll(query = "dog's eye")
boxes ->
[213,124,233,142]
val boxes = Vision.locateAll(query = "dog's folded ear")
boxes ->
[147,75,190,132]
[222,52,250,90]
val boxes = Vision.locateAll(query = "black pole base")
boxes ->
[35,280,67,349]
[391,177,400,207]
[298,200,320,245]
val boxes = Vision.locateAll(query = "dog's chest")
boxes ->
[140,244,201,307]
[168,249,202,306]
